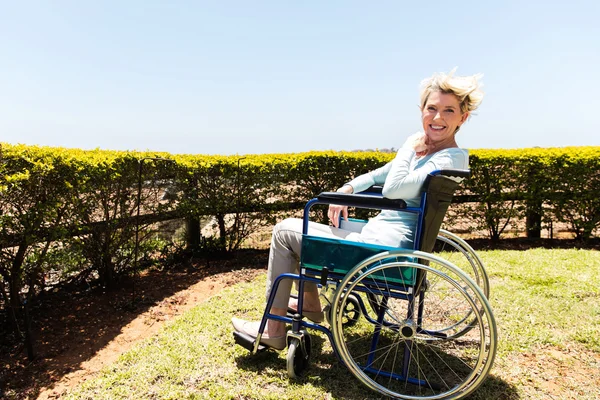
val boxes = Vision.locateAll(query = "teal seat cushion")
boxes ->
[300,235,416,285]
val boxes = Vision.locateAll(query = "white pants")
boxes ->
[265,217,361,309]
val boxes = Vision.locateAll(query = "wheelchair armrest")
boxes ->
[360,185,383,195]
[317,192,407,210]
[431,169,471,180]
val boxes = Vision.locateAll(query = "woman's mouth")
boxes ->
[429,125,446,131]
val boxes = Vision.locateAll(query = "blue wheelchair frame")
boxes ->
[245,170,468,356]
[233,169,497,399]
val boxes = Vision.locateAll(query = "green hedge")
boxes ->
[1,143,599,347]
[467,147,600,240]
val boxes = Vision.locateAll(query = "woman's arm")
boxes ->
[344,132,429,194]
[382,148,468,199]
[328,159,394,227]
[344,162,392,194]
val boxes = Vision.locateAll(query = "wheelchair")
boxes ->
[234,169,497,400]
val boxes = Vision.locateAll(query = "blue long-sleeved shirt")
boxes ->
[345,147,469,247]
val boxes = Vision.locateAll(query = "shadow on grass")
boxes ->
[0,249,269,400]
[473,375,521,399]
[234,331,520,400]
[233,331,329,370]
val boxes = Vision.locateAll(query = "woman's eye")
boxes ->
[444,109,455,113]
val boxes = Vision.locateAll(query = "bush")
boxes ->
[1,143,599,351]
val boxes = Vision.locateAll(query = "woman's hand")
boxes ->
[402,132,429,156]
[328,185,352,228]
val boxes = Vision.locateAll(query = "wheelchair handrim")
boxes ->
[330,250,497,400]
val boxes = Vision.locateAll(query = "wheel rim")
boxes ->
[331,250,497,400]
[367,233,490,340]
[436,230,490,299]
[427,232,491,339]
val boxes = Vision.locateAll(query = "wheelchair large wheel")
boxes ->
[434,229,489,298]
[367,231,489,340]
[286,330,312,379]
[331,251,497,400]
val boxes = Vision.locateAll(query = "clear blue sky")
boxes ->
[1,1,599,155]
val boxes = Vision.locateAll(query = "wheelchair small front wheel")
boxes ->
[339,293,361,327]
[325,293,361,327]
[286,331,312,379]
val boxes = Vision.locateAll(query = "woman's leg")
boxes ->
[266,218,354,308]
[236,217,353,339]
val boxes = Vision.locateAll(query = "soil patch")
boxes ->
[497,344,600,399]
[0,249,268,400]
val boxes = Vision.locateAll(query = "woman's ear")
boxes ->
[460,111,470,125]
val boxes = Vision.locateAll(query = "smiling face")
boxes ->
[421,91,469,146]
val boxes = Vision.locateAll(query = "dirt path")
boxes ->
[38,268,262,399]
[1,250,268,400]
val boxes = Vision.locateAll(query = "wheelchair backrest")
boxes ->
[417,169,470,253]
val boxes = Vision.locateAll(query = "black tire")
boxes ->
[286,331,312,379]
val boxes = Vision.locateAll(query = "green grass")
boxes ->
[485,249,600,352]
[66,249,600,400]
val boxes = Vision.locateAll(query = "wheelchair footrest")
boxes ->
[233,331,267,352]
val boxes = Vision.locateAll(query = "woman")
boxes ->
[232,70,484,350]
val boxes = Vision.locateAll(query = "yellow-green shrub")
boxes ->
[1,143,599,332]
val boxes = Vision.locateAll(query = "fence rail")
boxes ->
[3,191,581,250]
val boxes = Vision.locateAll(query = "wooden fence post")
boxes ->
[186,217,201,250]
[526,201,542,239]
[525,165,543,239]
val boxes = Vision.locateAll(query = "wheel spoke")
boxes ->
[330,251,497,399]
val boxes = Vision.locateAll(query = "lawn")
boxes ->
[65,249,600,399]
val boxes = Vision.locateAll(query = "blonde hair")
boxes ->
[420,69,484,114]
